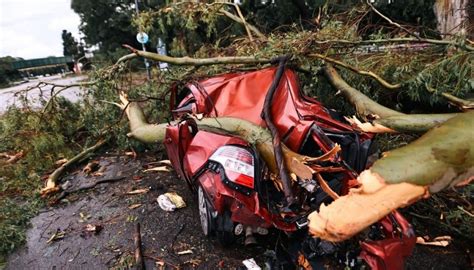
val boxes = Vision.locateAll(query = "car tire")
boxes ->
[197,185,213,237]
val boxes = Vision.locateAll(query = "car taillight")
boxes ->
[209,146,255,189]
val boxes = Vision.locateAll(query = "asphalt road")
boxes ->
[0,74,88,112]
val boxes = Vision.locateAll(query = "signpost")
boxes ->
[134,0,151,80]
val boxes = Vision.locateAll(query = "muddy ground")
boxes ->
[5,153,472,269]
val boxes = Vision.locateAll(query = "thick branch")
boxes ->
[309,111,474,241]
[311,53,401,89]
[219,9,266,40]
[118,45,271,66]
[118,94,314,180]
[312,38,473,50]
[323,64,459,132]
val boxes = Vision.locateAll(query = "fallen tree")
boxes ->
[12,0,473,247]
[115,88,472,242]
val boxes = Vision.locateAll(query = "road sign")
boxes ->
[136,32,149,44]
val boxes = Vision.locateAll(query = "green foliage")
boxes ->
[409,186,473,241]
[71,0,142,56]
[0,67,165,257]
[0,56,22,88]
[62,30,79,59]
[0,198,42,257]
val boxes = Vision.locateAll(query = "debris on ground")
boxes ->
[416,236,452,247]
[157,192,186,211]
[242,258,261,270]
[83,160,100,174]
[176,249,193,255]
[84,224,103,235]
[46,229,66,243]
[143,166,171,173]
[128,203,143,209]
[127,188,150,195]
[134,223,145,270]
[55,158,68,166]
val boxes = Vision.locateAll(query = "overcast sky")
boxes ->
[0,0,81,59]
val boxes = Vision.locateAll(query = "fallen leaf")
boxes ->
[83,161,100,174]
[47,230,65,243]
[144,166,170,173]
[85,224,103,234]
[158,160,172,166]
[128,203,142,209]
[416,236,452,247]
[127,188,149,195]
[55,158,68,166]
[177,249,193,255]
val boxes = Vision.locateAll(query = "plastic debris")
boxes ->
[242,258,261,270]
[157,192,186,211]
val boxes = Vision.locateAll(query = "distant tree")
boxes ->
[71,0,142,56]
[61,30,79,58]
[0,56,22,87]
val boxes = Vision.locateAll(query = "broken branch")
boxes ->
[309,111,474,241]
[118,45,271,67]
[41,139,107,196]
[134,223,145,270]
[323,64,459,132]
[311,53,402,89]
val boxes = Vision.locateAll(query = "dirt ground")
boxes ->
[5,153,472,270]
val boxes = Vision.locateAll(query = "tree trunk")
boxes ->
[308,111,474,241]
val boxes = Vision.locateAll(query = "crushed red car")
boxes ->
[163,64,415,269]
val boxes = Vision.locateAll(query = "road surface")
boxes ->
[0,75,88,112]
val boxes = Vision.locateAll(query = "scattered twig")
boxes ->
[367,0,420,39]
[134,223,146,270]
[54,176,126,202]
[457,206,474,218]
[310,53,401,89]
[41,139,108,196]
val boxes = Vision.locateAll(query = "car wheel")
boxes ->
[198,185,213,236]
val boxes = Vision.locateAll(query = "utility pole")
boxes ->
[134,0,151,80]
